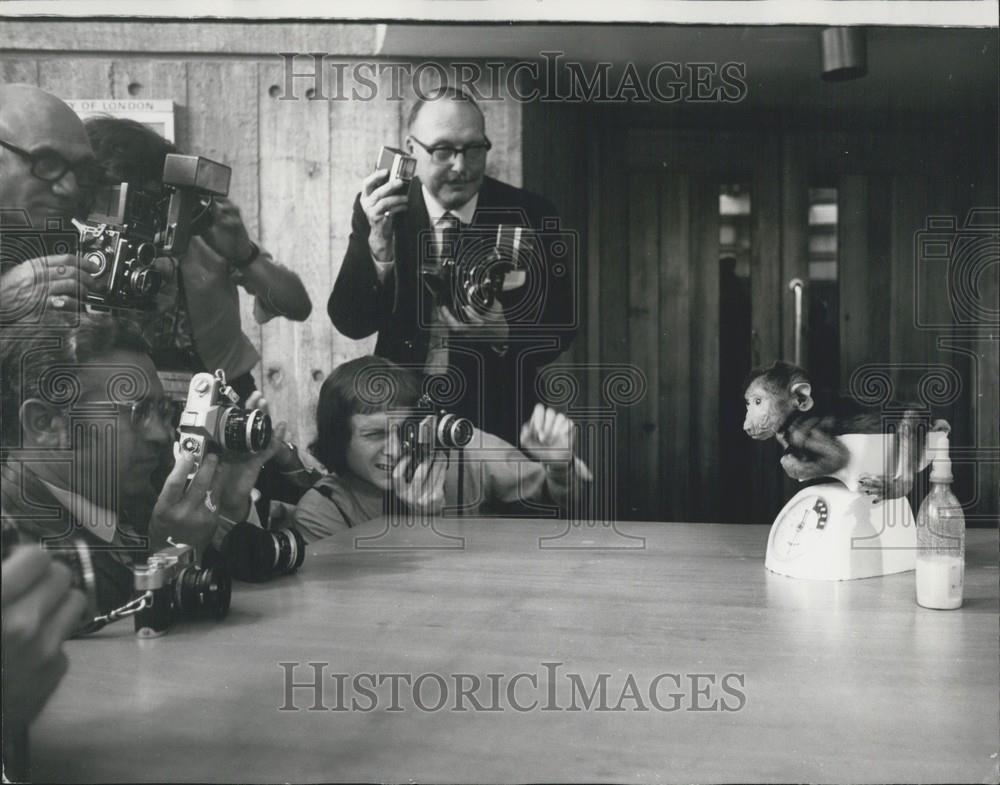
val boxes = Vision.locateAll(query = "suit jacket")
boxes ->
[329,176,577,442]
[0,461,135,616]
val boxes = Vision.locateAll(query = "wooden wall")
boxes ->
[1,21,524,448]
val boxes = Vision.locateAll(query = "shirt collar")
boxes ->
[40,480,118,544]
[422,184,479,226]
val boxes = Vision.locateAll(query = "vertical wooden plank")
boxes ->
[626,170,660,521]
[329,66,403,370]
[599,131,630,522]
[660,173,691,521]
[584,121,602,409]
[1,59,38,85]
[865,176,893,367]
[108,60,187,145]
[749,135,785,524]
[688,176,720,522]
[839,174,870,389]
[258,60,330,447]
[186,61,261,386]
[890,175,931,402]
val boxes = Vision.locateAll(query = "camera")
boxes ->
[420,223,534,322]
[376,146,416,183]
[74,153,231,311]
[133,542,231,637]
[177,370,272,472]
[220,521,306,583]
[396,398,474,482]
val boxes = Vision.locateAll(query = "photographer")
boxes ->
[328,86,577,445]
[84,117,311,399]
[293,356,592,541]
[0,84,103,319]
[0,309,286,617]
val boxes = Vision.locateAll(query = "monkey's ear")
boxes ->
[790,382,814,412]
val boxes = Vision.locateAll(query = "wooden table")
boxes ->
[31,520,1000,784]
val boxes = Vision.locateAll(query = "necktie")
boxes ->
[425,212,462,376]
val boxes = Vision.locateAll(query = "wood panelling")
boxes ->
[3,52,522,447]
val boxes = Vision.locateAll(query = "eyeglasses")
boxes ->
[409,135,492,165]
[89,397,181,431]
[0,138,106,190]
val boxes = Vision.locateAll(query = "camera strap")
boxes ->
[78,590,154,635]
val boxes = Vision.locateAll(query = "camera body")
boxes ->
[75,153,231,311]
[133,542,231,637]
[420,224,533,322]
[376,145,416,183]
[177,370,272,472]
[397,402,474,482]
[75,183,163,311]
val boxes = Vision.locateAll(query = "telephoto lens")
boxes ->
[222,407,272,453]
[220,522,306,582]
[263,528,306,576]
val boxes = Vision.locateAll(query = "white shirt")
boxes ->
[41,480,117,544]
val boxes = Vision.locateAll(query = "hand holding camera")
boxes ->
[436,298,509,344]
[199,196,256,265]
[392,450,448,516]
[361,147,415,262]
[519,404,593,481]
[149,450,221,554]
[0,250,99,318]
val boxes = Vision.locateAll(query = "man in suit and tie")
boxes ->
[328,86,577,445]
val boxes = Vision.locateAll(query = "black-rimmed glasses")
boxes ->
[0,138,106,189]
[409,135,492,165]
[89,397,182,431]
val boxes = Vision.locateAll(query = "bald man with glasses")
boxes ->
[0,84,105,320]
[329,86,577,445]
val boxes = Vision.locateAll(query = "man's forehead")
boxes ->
[75,351,161,401]
[0,87,92,158]
[411,100,485,140]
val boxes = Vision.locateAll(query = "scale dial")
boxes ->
[769,495,829,562]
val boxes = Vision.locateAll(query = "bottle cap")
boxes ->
[929,432,953,483]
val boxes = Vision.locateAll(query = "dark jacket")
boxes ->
[0,462,136,616]
[328,176,578,442]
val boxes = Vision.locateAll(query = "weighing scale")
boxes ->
[765,433,944,581]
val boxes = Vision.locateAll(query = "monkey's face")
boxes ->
[743,379,798,440]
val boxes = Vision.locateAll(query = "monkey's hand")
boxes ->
[858,474,911,505]
[780,452,820,481]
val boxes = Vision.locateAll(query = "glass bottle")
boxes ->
[915,434,965,609]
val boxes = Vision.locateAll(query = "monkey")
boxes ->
[742,361,950,502]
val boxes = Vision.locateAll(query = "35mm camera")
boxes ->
[133,543,231,637]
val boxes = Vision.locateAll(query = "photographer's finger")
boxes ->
[160,450,197,503]
[362,168,391,195]
[185,453,220,501]
[0,547,53,606]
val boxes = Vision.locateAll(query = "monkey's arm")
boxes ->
[779,416,850,481]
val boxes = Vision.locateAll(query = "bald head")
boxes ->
[0,84,95,228]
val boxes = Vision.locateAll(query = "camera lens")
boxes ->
[129,267,161,297]
[85,250,108,277]
[437,414,474,449]
[136,242,156,266]
[222,407,272,453]
[263,528,306,575]
[174,564,231,621]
